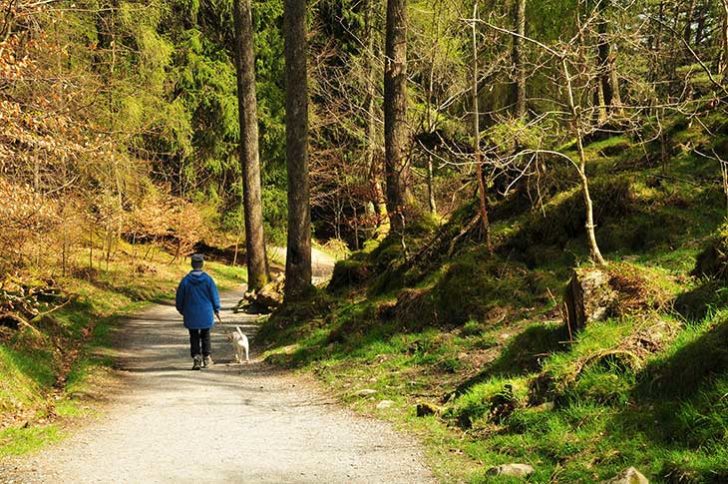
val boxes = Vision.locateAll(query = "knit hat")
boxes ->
[191,253,204,269]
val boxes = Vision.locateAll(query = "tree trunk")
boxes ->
[595,79,608,124]
[426,153,436,214]
[283,0,312,300]
[365,0,389,236]
[512,0,527,118]
[683,0,696,46]
[425,11,438,215]
[384,0,409,231]
[472,2,492,253]
[722,0,728,80]
[595,0,613,114]
[233,0,269,291]
[563,58,606,266]
[608,52,623,114]
[693,3,707,46]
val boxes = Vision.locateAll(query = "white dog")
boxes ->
[227,326,250,363]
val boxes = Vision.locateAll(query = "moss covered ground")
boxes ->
[259,115,728,482]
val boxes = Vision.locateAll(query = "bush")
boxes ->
[0,178,59,274]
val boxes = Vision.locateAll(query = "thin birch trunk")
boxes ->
[563,58,606,266]
[472,2,492,253]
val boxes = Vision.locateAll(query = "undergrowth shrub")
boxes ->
[0,178,59,274]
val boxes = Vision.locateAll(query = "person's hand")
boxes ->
[215,312,222,324]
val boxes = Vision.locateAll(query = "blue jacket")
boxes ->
[175,270,221,329]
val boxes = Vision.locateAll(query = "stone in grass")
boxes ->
[564,268,617,333]
[486,463,535,478]
[355,388,377,397]
[376,400,394,410]
[601,467,649,484]
[416,402,439,417]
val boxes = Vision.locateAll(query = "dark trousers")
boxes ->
[189,329,211,358]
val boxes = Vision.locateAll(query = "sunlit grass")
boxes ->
[0,243,247,457]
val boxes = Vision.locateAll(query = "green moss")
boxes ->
[693,223,728,281]
[505,175,634,262]
[258,119,728,483]
[431,252,554,326]
[328,258,372,291]
[0,425,62,457]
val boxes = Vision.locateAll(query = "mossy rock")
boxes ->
[564,263,674,333]
[693,224,728,280]
[564,267,617,333]
[328,259,372,291]
[431,253,539,326]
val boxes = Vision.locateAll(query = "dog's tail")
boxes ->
[236,325,245,339]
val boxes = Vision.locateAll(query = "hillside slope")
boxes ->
[259,114,728,483]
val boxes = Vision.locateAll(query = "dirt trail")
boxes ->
[268,246,336,285]
[2,289,433,483]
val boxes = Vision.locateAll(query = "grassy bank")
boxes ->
[0,245,246,457]
[259,116,728,482]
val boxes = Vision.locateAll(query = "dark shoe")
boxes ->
[203,356,214,368]
[192,355,202,370]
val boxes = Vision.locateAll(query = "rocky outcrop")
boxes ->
[564,268,617,334]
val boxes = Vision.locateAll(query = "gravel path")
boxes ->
[1,292,433,483]
[268,246,337,285]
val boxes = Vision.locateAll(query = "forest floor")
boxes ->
[1,270,432,483]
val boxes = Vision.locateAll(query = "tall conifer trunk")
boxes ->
[384,0,409,231]
[283,0,312,299]
[233,0,269,291]
[595,0,622,117]
[365,0,389,235]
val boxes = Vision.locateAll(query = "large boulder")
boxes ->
[564,268,617,334]
[601,467,648,484]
